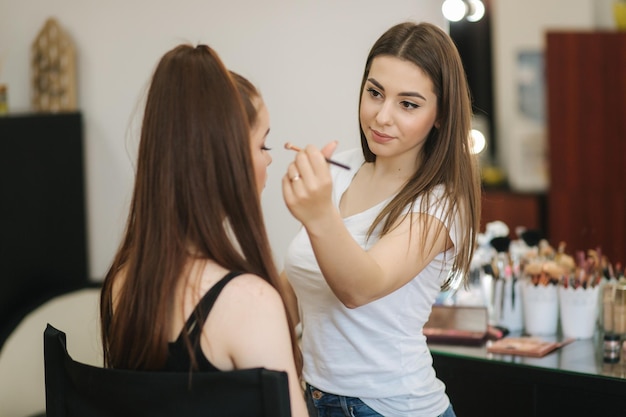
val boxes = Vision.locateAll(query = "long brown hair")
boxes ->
[100,44,301,373]
[358,22,481,290]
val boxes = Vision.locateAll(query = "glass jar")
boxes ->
[613,283,626,336]
[603,282,616,333]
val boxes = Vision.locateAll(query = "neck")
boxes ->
[370,152,420,182]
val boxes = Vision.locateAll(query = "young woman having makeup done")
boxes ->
[100,44,308,417]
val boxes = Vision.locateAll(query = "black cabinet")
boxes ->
[431,342,626,416]
[0,112,88,347]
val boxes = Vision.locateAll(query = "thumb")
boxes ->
[321,140,338,159]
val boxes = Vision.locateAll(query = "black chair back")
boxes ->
[44,324,291,417]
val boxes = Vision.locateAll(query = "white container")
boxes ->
[559,286,600,339]
[522,281,559,336]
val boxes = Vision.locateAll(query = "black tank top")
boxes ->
[165,271,243,372]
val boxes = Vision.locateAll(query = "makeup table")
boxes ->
[429,333,626,416]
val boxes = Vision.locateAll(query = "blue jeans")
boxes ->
[305,383,457,417]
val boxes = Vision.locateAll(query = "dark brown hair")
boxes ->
[100,44,301,373]
[231,71,259,127]
[358,22,481,290]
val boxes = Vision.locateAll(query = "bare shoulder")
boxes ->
[198,271,291,374]
[223,273,280,297]
[217,273,285,316]
[210,273,289,355]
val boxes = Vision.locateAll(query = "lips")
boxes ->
[370,128,395,144]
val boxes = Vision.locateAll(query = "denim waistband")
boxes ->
[305,383,383,417]
[305,383,457,417]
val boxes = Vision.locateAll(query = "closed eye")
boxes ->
[367,87,383,99]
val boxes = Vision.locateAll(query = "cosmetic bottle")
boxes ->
[603,333,621,363]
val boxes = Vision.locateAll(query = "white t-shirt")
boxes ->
[285,148,458,417]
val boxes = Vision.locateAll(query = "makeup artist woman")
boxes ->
[281,22,481,417]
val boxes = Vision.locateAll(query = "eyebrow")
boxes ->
[367,78,427,101]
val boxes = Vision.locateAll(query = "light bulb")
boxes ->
[466,0,485,22]
[442,0,468,22]
[470,128,486,154]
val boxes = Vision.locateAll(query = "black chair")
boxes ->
[44,324,291,417]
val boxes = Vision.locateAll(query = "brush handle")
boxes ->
[284,142,350,170]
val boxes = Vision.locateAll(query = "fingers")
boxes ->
[293,144,330,181]
[320,140,338,160]
[283,141,336,194]
[281,163,305,217]
[281,172,295,202]
[286,163,302,183]
[286,141,338,170]
[282,143,337,225]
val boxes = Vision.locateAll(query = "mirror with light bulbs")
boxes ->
[442,0,486,23]
[443,1,495,170]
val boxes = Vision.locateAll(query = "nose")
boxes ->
[375,100,393,125]
[266,151,272,166]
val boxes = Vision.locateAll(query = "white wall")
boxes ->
[0,0,445,280]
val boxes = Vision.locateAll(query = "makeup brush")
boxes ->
[521,229,543,248]
[490,236,513,311]
[490,236,511,254]
[284,142,350,170]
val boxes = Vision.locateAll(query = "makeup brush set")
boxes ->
[469,220,624,340]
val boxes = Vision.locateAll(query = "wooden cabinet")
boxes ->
[546,31,626,263]
[481,188,546,238]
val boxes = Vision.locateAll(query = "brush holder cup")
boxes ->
[559,285,600,339]
[522,281,559,336]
